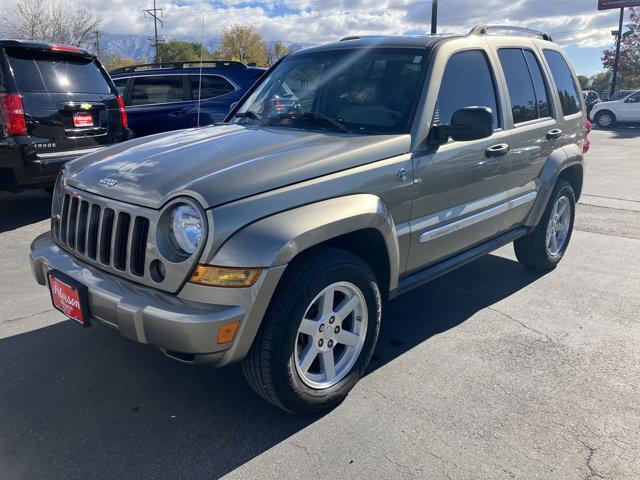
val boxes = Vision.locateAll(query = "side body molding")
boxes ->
[524,145,582,227]
[212,194,401,292]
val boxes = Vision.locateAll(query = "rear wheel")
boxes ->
[594,110,616,129]
[242,247,381,415]
[514,179,575,270]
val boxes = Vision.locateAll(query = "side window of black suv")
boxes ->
[433,50,500,129]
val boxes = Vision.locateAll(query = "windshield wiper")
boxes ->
[235,110,266,125]
[296,112,351,133]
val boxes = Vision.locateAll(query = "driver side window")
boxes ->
[626,92,640,103]
[434,50,500,129]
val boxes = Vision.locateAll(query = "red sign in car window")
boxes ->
[49,276,85,325]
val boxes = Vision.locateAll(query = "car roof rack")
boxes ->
[110,60,247,74]
[469,25,553,42]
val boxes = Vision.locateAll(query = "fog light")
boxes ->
[217,321,240,344]
[189,265,262,287]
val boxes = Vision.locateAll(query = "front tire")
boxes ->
[594,110,616,129]
[242,247,381,415]
[514,179,575,270]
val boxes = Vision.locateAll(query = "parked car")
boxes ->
[0,40,132,193]
[110,61,265,137]
[31,25,589,414]
[582,89,601,116]
[590,89,640,128]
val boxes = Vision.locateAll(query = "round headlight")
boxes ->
[170,204,203,255]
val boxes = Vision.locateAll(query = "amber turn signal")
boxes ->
[217,321,240,344]
[189,265,262,287]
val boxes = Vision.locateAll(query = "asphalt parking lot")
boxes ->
[1,127,639,480]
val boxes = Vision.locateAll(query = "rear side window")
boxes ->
[6,48,111,94]
[190,75,235,99]
[434,50,500,128]
[543,50,581,116]
[498,48,551,123]
[113,78,128,96]
[131,76,186,105]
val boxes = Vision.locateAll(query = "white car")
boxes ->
[589,89,640,128]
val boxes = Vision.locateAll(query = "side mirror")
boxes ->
[428,107,493,146]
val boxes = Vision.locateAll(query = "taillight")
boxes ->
[0,93,28,137]
[583,119,592,154]
[116,95,128,129]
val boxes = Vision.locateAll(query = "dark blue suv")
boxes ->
[110,61,265,137]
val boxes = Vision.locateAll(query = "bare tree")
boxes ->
[265,41,292,67]
[0,0,102,48]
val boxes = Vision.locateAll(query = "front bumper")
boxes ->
[30,232,285,366]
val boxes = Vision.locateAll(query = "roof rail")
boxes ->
[469,25,553,42]
[110,60,247,75]
[340,35,360,41]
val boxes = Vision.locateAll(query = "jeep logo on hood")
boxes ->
[98,177,118,187]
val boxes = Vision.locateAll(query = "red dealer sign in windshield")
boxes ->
[598,0,640,9]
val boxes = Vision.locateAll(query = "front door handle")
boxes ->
[546,128,563,140]
[485,143,509,158]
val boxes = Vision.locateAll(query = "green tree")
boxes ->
[158,40,211,63]
[589,71,612,94]
[214,25,267,66]
[266,41,292,66]
[100,54,143,73]
[576,74,590,90]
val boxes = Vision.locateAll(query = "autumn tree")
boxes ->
[214,25,268,66]
[100,54,142,73]
[602,7,640,89]
[158,40,212,63]
[0,0,102,48]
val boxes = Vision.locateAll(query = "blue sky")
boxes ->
[79,0,632,75]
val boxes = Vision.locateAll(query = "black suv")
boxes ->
[0,40,132,193]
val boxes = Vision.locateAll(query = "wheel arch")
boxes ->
[211,194,400,295]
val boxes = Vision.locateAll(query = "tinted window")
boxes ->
[609,90,632,101]
[113,78,127,96]
[434,50,499,128]
[543,50,581,116]
[131,76,185,105]
[498,49,537,123]
[523,50,551,118]
[190,75,235,99]
[6,49,111,94]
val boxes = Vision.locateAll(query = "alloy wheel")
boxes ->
[546,195,571,256]
[294,281,368,389]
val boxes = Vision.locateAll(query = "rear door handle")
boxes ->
[546,128,563,140]
[485,143,509,158]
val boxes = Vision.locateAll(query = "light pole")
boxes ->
[610,7,625,98]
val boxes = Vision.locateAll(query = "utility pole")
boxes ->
[144,0,163,63]
[610,7,624,98]
[430,0,438,34]
[94,30,100,56]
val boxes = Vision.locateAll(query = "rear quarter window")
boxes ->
[6,48,111,94]
[543,50,581,116]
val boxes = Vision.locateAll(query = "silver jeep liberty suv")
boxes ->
[30,25,588,414]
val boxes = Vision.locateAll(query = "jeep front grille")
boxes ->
[55,193,150,277]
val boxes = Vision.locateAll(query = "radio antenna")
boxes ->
[196,13,204,128]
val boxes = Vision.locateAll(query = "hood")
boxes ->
[65,124,411,209]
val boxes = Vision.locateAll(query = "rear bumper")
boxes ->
[30,232,285,366]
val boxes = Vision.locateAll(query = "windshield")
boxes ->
[234,47,428,134]
[608,90,633,101]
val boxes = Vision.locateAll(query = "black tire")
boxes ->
[594,110,616,129]
[514,179,575,270]
[242,247,381,415]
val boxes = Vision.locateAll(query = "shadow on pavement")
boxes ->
[603,123,640,139]
[0,190,51,233]
[0,254,546,479]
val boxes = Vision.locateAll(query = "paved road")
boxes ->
[1,128,638,479]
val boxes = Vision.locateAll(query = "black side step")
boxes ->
[390,227,530,299]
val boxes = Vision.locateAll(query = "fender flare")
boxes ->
[212,194,401,292]
[525,144,583,227]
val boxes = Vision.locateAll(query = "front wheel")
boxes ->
[514,179,575,270]
[242,247,381,415]
[594,110,616,129]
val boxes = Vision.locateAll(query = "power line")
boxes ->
[143,0,164,63]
